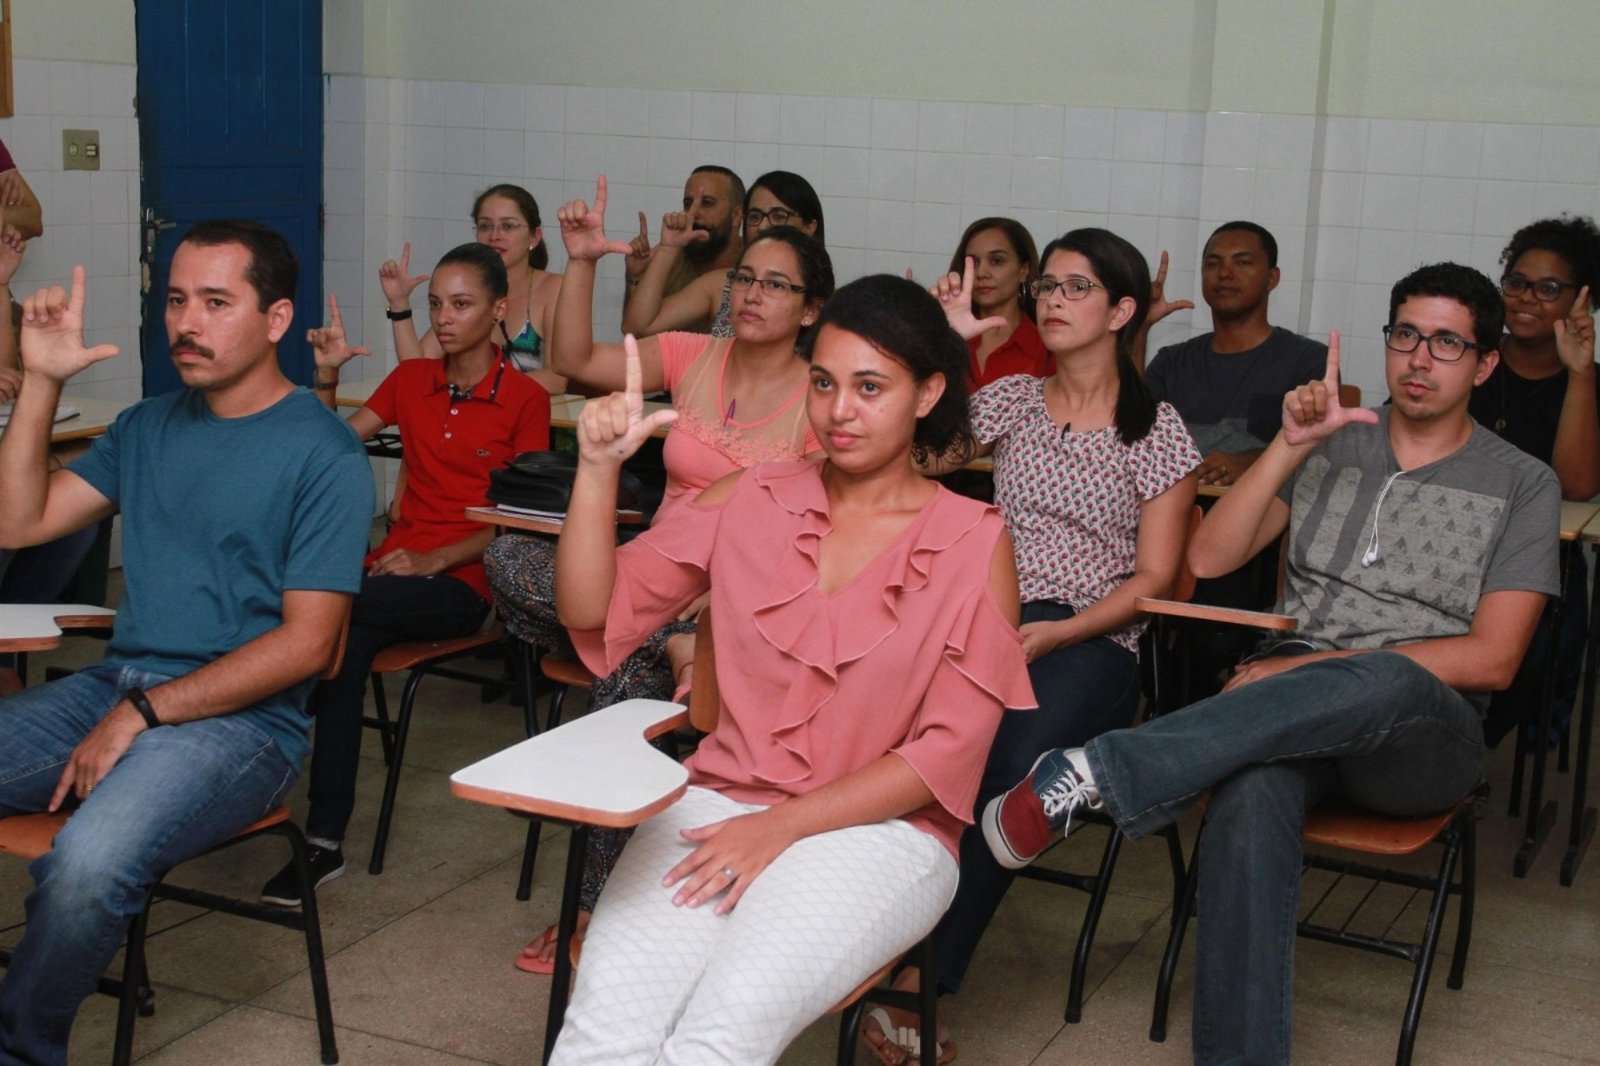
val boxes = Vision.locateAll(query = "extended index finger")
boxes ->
[328,292,345,330]
[1324,330,1341,389]
[400,241,412,271]
[962,255,977,297]
[67,264,89,319]
[1573,286,1592,320]
[637,211,649,240]
[594,174,609,218]
[1155,249,1171,285]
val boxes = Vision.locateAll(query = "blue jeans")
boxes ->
[1084,652,1483,1066]
[0,664,297,1066]
[933,601,1141,993]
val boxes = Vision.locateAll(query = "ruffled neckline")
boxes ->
[733,462,996,786]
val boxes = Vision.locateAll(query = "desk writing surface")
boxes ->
[1562,501,1600,542]
[450,698,690,826]
[47,396,131,444]
[334,378,380,409]
[0,604,116,652]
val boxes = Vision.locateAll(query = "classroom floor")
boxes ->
[5,610,1598,1065]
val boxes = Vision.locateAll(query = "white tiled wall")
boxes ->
[9,61,1600,410]
[325,76,1600,402]
[1,59,141,405]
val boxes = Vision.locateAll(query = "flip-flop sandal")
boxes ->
[862,1007,957,1065]
[513,924,584,975]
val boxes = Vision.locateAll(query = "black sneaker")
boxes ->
[260,843,346,908]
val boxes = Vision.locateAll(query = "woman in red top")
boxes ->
[949,217,1051,391]
[259,242,551,904]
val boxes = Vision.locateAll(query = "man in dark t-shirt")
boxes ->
[1145,221,1327,487]
[1144,223,1329,692]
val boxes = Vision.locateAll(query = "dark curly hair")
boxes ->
[1500,215,1600,311]
[1388,262,1504,351]
[800,274,974,466]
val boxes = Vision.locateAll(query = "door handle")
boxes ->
[141,208,177,293]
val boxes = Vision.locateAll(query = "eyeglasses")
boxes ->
[1501,273,1578,302]
[1028,276,1104,301]
[1382,324,1483,363]
[745,207,799,229]
[728,270,806,296]
[474,220,528,237]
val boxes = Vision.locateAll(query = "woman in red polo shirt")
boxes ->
[949,217,1051,391]
[258,242,551,904]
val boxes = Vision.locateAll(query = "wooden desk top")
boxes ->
[40,396,132,445]
[1570,501,1600,543]
[451,698,690,827]
[0,604,116,653]
[466,505,644,533]
[334,378,381,409]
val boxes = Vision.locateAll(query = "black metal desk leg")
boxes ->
[1562,544,1599,885]
[543,825,589,1064]
[1516,543,1569,877]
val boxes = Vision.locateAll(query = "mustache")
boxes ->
[171,338,215,360]
[1397,373,1434,389]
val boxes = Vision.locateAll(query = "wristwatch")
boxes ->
[125,687,163,729]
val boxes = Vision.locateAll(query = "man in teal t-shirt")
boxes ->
[0,220,372,1065]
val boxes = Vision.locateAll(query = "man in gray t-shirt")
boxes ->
[985,263,1558,1064]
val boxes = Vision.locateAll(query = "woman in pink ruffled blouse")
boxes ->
[546,275,1035,1065]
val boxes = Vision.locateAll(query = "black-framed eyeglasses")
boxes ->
[1028,276,1104,301]
[1382,324,1482,363]
[745,207,800,229]
[728,270,806,296]
[474,220,528,237]
[1501,273,1578,302]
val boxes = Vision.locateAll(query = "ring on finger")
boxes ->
[722,866,737,880]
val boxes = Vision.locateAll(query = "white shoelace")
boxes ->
[1040,771,1094,829]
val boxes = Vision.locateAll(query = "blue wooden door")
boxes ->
[135,0,323,396]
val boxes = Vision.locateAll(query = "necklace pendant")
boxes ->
[1493,416,1507,432]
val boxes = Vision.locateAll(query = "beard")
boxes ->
[684,216,734,266]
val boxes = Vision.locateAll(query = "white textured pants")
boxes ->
[549,786,958,1066]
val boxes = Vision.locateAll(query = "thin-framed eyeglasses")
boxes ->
[728,270,807,296]
[475,220,528,237]
[1382,324,1482,363]
[1500,273,1579,302]
[1028,276,1104,301]
[745,207,800,229]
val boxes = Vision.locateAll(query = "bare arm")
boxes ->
[622,261,721,337]
[305,293,374,414]
[378,242,431,361]
[51,588,353,808]
[1191,332,1376,578]
[0,267,120,548]
[1020,474,1197,662]
[1225,588,1546,695]
[0,169,44,240]
[554,336,680,629]
[368,525,493,578]
[1131,251,1195,373]
[1550,287,1599,499]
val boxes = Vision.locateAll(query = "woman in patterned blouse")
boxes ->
[868,229,1201,1063]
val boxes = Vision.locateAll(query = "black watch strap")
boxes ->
[385,307,413,321]
[126,687,162,729]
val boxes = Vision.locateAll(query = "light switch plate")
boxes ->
[63,129,101,171]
